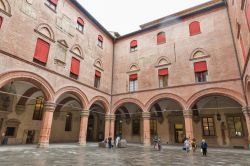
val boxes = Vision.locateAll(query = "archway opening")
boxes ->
[149,99,184,144]
[190,95,248,148]
[114,103,143,143]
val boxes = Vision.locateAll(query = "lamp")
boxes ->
[215,97,221,121]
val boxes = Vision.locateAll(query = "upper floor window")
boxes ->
[0,16,3,29]
[202,117,215,136]
[157,32,166,44]
[77,17,84,33]
[94,70,101,89]
[241,0,246,10]
[70,57,80,79]
[158,68,168,88]
[194,61,208,83]
[130,40,138,52]
[245,1,250,31]
[227,116,243,137]
[33,96,44,120]
[97,35,103,48]
[47,0,58,11]
[33,38,50,65]
[65,113,72,131]
[129,74,138,92]
[189,21,201,36]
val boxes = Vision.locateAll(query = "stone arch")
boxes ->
[190,48,210,60]
[128,63,140,72]
[112,98,145,113]
[244,75,250,105]
[155,56,171,67]
[94,59,103,70]
[54,86,89,109]
[0,0,11,16]
[0,71,55,101]
[145,93,186,112]
[186,88,245,110]
[70,44,83,58]
[35,23,55,41]
[87,96,110,113]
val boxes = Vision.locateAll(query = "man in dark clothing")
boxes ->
[108,137,112,149]
[201,139,208,156]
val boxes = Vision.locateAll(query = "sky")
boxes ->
[77,0,211,35]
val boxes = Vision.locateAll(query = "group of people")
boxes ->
[103,135,121,149]
[153,136,162,151]
[183,137,208,156]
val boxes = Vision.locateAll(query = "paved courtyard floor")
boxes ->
[0,143,250,166]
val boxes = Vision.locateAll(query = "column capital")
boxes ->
[80,110,89,117]
[242,107,250,116]
[183,109,192,118]
[105,114,116,121]
[142,112,151,119]
[44,102,56,112]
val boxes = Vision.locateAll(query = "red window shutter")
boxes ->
[77,17,84,26]
[240,34,247,61]
[95,70,101,77]
[245,1,250,31]
[129,74,138,81]
[0,16,2,29]
[49,0,58,5]
[189,21,201,36]
[33,38,50,63]
[158,68,168,76]
[130,40,137,48]
[70,57,80,76]
[157,32,166,44]
[98,35,103,42]
[194,61,207,72]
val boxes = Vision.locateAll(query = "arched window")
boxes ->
[32,96,44,120]
[0,16,3,29]
[157,32,166,44]
[189,21,201,36]
[65,113,72,131]
[130,40,137,52]
[98,35,103,48]
[77,17,84,33]
[46,0,58,11]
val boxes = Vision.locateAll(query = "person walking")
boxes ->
[157,137,162,151]
[201,139,208,156]
[153,136,158,149]
[184,138,190,153]
[115,135,120,148]
[108,137,112,149]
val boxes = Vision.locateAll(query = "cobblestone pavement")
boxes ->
[0,144,250,166]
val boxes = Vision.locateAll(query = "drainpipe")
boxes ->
[225,0,249,107]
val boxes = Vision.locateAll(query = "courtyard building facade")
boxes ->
[0,0,250,149]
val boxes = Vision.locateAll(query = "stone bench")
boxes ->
[98,142,107,148]
[118,139,127,148]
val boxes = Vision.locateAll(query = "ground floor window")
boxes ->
[150,119,157,136]
[5,127,16,137]
[202,117,215,136]
[132,118,140,135]
[65,113,72,131]
[227,116,243,137]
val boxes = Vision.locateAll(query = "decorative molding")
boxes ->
[190,48,210,61]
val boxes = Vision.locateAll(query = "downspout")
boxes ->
[225,0,248,106]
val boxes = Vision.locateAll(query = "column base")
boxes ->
[79,141,87,146]
[143,141,151,147]
[37,142,49,148]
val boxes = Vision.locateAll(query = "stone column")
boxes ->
[242,107,250,149]
[142,112,151,147]
[104,114,116,140]
[79,110,89,146]
[37,102,56,148]
[183,110,194,139]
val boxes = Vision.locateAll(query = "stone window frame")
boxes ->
[225,114,245,138]
[201,116,216,137]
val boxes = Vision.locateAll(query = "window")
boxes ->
[239,34,247,61]
[194,61,208,83]
[70,57,80,77]
[94,70,101,88]
[132,118,140,135]
[158,68,168,88]
[189,21,201,36]
[0,16,2,29]
[227,116,243,137]
[130,40,138,52]
[157,32,166,44]
[5,127,16,137]
[77,17,84,33]
[129,74,138,92]
[202,117,215,136]
[33,96,44,120]
[245,1,250,31]
[46,0,58,11]
[65,113,72,131]
[150,119,157,136]
[33,38,50,65]
[97,35,103,48]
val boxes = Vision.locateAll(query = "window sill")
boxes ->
[44,3,57,13]
[157,41,166,45]
[130,50,137,53]
[97,44,103,49]
[190,32,201,36]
